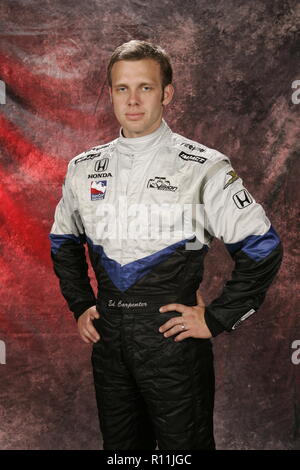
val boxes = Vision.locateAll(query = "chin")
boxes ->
[127,123,145,131]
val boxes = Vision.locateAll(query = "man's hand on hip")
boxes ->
[158,289,212,340]
[77,306,100,344]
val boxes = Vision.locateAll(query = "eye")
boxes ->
[117,87,126,92]
[142,86,152,91]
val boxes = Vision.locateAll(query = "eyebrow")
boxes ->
[113,81,156,87]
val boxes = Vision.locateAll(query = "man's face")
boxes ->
[109,59,174,138]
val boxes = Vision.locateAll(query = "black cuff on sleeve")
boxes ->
[72,301,97,322]
[204,309,226,337]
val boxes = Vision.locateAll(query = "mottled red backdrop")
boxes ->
[0,0,299,450]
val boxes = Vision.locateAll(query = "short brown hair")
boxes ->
[107,40,173,90]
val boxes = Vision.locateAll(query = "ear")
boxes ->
[108,87,113,104]
[162,84,174,106]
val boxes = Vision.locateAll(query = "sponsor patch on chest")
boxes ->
[90,180,107,200]
[147,176,178,192]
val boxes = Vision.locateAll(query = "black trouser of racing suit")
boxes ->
[91,294,215,450]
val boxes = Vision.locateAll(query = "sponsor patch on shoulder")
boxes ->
[223,170,239,189]
[75,152,101,164]
[178,151,207,164]
[180,142,206,153]
[75,143,111,164]
[91,143,110,151]
[233,189,253,209]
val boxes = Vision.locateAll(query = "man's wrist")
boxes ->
[73,301,97,322]
[204,308,226,337]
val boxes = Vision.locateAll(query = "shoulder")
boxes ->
[170,130,231,167]
[68,138,117,170]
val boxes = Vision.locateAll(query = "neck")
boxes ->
[122,119,162,139]
[116,118,171,155]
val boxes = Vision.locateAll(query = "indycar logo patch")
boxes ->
[91,180,107,200]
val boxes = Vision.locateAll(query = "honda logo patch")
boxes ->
[94,157,109,172]
[233,189,253,209]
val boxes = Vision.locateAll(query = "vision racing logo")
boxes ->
[91,180,107,201]
[147,176,177,192]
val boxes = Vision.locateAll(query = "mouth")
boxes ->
[125,113,144,120]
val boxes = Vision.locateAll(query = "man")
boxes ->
[49,40,283,450]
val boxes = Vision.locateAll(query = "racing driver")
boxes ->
[49,40,283,450]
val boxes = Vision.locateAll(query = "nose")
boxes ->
[127,89,140,105]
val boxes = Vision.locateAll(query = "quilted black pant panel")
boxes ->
[91,308,215,450]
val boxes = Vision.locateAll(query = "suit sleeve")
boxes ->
[49,161,96,320]
[202,160,283,336]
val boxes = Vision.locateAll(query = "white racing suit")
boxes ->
[49,118,283,449]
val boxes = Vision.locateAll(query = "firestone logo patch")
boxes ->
[91,180,107,200]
